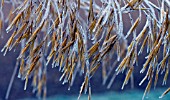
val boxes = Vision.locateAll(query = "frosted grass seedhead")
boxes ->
[0,0,170,100]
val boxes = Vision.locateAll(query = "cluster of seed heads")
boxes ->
[0,0,170,100]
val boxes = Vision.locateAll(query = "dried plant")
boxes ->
[0,0,170,100]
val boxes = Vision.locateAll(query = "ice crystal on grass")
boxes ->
[0,0,170,100]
